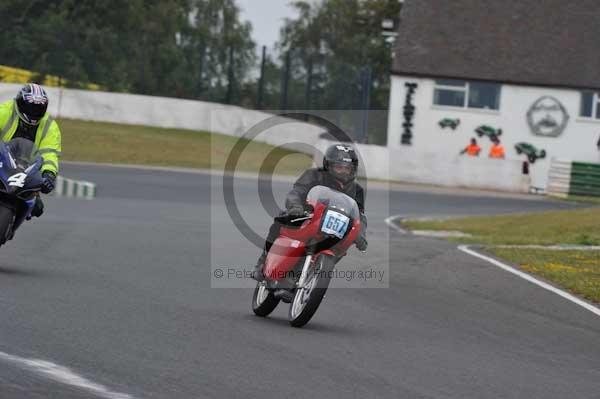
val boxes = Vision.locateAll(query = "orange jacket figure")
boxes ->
[489,142,505,159]
[461,138,481,156]
[466,144,481,156]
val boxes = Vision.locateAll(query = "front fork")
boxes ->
[297,254,313,288]
[24,196,37,220]
[11,197,36,235]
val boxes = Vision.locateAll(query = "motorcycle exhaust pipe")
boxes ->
[274,289,295,303]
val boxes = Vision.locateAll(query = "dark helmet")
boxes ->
[322,144,359,183]
[15,83,48,126]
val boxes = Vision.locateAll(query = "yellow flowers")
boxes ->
[492,248,600,303]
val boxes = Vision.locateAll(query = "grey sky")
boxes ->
[236,0,299,49]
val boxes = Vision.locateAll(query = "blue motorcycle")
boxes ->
[0,138,44,245]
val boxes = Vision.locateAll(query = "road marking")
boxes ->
[458,245,600,318]
[384,215,408,234]
[0,351,135,399]
[385,214,472,237]
[411,230,472,238]
[491,244,600,251]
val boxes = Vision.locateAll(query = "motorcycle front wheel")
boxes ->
[0,205,15,247]
[289,254,335,328]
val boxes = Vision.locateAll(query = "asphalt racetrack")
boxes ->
[0,163,598,399]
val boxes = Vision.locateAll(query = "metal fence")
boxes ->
[253,47,389,146]
[1,45,390,146]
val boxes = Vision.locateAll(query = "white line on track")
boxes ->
[490,244,600,251]
[0,351,135,399]
[384,215,408,234]
[384,213,600,318]
[458,245,600,318]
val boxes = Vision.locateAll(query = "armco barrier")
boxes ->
[52,176,96,200]
[547,158,600,197]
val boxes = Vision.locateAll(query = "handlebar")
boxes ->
[275,212,314,224]
[290,213,313,223]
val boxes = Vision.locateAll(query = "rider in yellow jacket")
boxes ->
[0,83,62,218]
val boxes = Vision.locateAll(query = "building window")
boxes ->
[580,91,600,119]
[434,79,501,110]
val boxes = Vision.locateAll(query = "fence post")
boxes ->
[226,46,235,104]
[57,76,63,119]
[197,43,206,98]
[280,51,291,110]
[305,55,313,110]
[256,45,267,109]
[360,66,372,143]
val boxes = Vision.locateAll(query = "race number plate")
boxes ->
[321,210,350,239]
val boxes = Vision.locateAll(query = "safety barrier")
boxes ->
[0,81,566,193]
[546,158,572,197]
[0,83,325,155]
[547,158,600,197]
[570,162,600,197]
[51,176,96,200]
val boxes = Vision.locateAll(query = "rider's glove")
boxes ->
[356,236,368,251]
[287,204,305,217]
[41,172,56,194]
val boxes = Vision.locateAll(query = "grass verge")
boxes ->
[403,207,600,246]
[58,118,312,175]
[487,248,600,303]
[402,208,600,304]
[564,195,600,205]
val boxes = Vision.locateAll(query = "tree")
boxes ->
[275,0,402,143]
[186,0,256,102]
[0,0,256,101]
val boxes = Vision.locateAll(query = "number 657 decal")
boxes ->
[7,173,27,188]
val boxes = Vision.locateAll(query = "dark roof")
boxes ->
[392,0,600,90]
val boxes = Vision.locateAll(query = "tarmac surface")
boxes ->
[0,163,598,399]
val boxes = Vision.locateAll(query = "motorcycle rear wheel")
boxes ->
[289,254,335,328]
[252,281,280,317]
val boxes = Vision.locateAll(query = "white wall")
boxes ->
[314,138,528,192]
[387,76,600,189]
[0,83,325,153]
[1,81,564,192]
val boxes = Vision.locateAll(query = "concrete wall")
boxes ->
[0,83,325,153]
[387,76,600,189]
[0,82,544,192]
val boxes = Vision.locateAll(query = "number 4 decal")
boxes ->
[8,173,27,188]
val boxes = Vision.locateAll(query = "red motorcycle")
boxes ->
[252,185,362,327]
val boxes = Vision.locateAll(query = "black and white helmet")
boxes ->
[15,83,48,126]
[322,144,358,183]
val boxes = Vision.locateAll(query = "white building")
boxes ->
[385,0,600,192]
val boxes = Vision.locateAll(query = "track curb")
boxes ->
[52,176,96,200]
